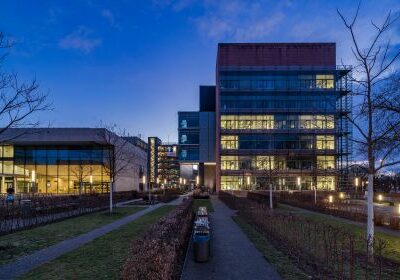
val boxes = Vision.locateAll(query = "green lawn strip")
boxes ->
[0,207,143,265]
[277,203,400,263]
[233,216,309,280]
[20,205,176,280]
[193,198,214,212]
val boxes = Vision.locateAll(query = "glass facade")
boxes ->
[0,145,112,194]
[218,67,350,191]
[178,112,200,162]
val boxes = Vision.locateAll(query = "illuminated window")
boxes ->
[221,156,238,170]
[221,135,238,149]
[221,115,274,130]
[317,156,335,170]
[254,156,274,170]
[316,135,335,150]
[221,176,242,190]
[316,74,334,89]
[300,115,334,129]
[3,146,13,157]
[317,176,336,190]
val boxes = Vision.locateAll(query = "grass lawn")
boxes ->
[193,198,214,212]
[278,203,400,263]
[233,216,310,280]
[20,205,176,280]
[0,207,143,265]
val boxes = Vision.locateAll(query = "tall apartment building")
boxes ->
[216,43,351,191]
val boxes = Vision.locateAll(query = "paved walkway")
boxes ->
[0,197,180,280]
[181,196,281,280]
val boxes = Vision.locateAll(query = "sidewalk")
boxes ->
[181,196,281,280]
[0,196,182,280]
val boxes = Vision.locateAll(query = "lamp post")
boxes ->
[297,176,301,191]
[31,170,36,193]
[89,175,93,194]
[355,177,360,193]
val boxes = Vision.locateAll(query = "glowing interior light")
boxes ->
[31,170,36,182]
[90,175,93,184]
[328,195,333,203]
[142,175,146,184]
[297,177,301,186]
[247,176,251,185]
[378,194,383,201]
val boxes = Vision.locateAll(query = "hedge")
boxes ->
[121,197,194,280]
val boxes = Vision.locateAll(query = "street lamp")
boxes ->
[378,194,383,202]
[31,170,36,193]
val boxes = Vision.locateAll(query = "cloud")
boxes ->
[59,26,101,54]
[191,0,285,41]
[101,9,120,28]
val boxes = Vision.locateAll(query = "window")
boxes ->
[317,156,335,169]
[316,135,335,150]
[221,176,242,190]
[317,176,336,190]
[300,115,334,129]
[254,156,274,170]
[221,135,238,149]
[221,115,274,130]
[221,156,238,170]
[316,74,334,89]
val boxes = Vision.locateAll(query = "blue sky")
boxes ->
[1,0,399,142]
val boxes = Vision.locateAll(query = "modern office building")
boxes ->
[147,137,180,188]
[0,128,148,194]
[216,43,351,191]
[178,86,216,190]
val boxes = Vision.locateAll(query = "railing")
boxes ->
[0,191,139,235]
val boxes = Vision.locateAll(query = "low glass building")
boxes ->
[0,128,147,194]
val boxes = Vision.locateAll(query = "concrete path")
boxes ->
[0,197,182,280]
[181,196,281,280]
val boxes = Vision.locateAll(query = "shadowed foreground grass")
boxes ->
[19,205,176,280]
[0,207,143,265]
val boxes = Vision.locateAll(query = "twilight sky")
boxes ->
[1,0,399,142]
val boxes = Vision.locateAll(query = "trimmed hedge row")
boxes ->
[121,198,194,280]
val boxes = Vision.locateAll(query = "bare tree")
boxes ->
[0,32,50,137]
[337,4,400,255]
[70,160,93,195]
[97,123,136,213]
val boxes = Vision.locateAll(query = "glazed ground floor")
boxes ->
[220,174,336,191]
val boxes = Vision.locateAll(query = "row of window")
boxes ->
[221,175,336,190]
[220,155,336,171]
[220,135,335,150]
[220,75,335,90]
[220,99,336,111]
[221,115,335,130]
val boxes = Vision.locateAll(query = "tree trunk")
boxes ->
[109,180,113,214]
[367,173,374,256]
